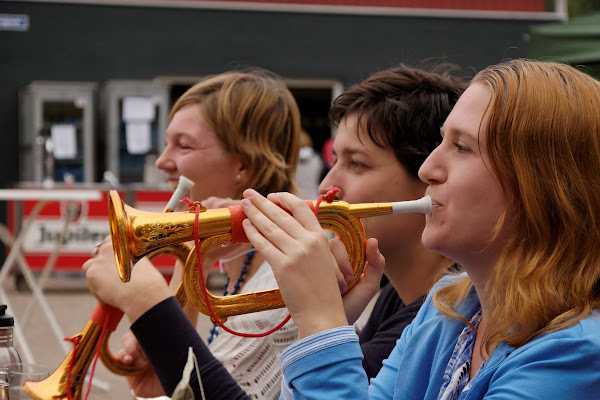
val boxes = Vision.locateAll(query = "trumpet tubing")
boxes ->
[182,207,367,319]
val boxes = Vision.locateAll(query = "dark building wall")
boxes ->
[1,1,543,192]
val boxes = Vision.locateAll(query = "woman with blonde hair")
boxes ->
[240,59,600,398]
[85,69,301,399]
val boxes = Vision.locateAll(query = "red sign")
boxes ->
[7,189,177,272]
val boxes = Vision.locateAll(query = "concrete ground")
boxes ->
[4,274,212,400]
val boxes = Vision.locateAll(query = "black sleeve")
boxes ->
[359,286,424,379]
[130,297,250,400]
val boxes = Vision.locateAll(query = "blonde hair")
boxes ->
[434,60,600,353]
[170,70,301,196]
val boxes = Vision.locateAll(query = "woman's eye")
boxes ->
[454,142,470,153]
[348,160,367,172]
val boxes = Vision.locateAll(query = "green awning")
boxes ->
[529,13,600,65]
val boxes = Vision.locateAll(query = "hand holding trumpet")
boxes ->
[83,241,171,323]
[240,189,386,338]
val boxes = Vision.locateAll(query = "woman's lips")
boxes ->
[425,192,441,217]
[428,197,443,208]
[166,177,179,187]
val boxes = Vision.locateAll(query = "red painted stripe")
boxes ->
[134,190,172,203]
[6,189,180,272]
[23,254,177,270]
[215,0,546,11]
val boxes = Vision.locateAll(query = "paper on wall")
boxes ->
[50,124,77,159]
[126,122,151,154]
[122,96,155,122]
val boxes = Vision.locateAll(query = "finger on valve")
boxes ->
[265,191,322,231]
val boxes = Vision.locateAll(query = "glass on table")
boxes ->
[3,363,49,399]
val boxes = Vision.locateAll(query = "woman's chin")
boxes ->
[420,228,446,254]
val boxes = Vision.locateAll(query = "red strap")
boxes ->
[64,303,125,400]
[314,187,341,213]
[64,333,81,400]
[91,304,123,332]
[190,202,290,338]
[83,313,112,400]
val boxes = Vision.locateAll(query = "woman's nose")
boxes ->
[318,167,343,198]
[155,148,174,171]
[418,146,446,185]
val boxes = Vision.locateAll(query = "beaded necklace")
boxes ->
[207,249,256,344]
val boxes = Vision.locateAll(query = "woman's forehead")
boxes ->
[443,84,491,139]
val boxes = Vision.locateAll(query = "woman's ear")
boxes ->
[235,158,249,189]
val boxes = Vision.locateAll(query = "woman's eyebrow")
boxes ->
[339,147,368,159]
[441,126,476,143]
[172,132,197,143]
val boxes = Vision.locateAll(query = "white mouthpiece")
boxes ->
[165,176,194,211]
[178,176,194,192]
[391,196,432,215]
[102,170,120,187]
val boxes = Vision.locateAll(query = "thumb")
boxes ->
[342,238,385,324]
[121,331,150,369]
[362,238,385,287]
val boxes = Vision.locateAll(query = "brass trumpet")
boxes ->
[23,178,194,400]
[109,191,432,319]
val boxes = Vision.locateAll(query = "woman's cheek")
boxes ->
[178,157,198,178]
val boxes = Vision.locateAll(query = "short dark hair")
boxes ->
[329,65,466,178]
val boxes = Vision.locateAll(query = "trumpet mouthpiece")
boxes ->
[391,196,432,215]
[178,175,194,191]
[166,176,194,211]
[343,196,432,218]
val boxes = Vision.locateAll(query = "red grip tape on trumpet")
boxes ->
[91,304,124,332]
[229,205,248,243]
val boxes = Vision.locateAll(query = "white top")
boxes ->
[295,147,323,200]
[0,189,102,201]
[209,261,298,400]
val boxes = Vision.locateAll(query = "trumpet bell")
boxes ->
[108,190,233,283]
[22,321,99,400]
[108,191,131,282]
[23,356,74,400]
